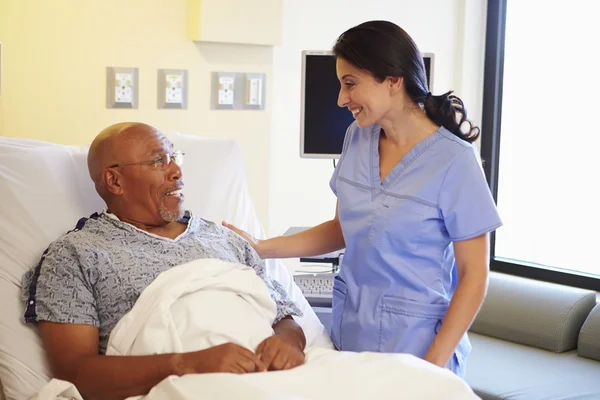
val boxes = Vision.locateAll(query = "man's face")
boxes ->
[113,131,185,224]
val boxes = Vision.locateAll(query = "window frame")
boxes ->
[481,0,600,291]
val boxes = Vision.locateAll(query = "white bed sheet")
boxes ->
[33,259,478,400]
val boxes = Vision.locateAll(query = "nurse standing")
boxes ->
[223,20,502,377]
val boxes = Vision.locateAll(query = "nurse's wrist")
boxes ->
[254,239,269,259]
[424,353,448,368]
[256,236,283,259]
[424,344,452,368]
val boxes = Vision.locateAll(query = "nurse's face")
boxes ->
[336,57,397,128]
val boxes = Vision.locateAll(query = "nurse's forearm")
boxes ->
[424,268,487,367]
[258,219,345,259]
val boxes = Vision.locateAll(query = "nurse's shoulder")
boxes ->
[436,126,483,168]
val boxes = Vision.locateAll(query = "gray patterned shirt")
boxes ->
[22,211,301,354]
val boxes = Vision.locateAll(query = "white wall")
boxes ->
[268,0,487,236]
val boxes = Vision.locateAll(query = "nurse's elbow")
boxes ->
[330,219,345,248]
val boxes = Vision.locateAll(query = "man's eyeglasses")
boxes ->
[109,151,185,170]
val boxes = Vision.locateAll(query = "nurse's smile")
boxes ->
[350,107,363,118]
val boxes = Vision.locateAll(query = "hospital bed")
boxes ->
[0,133,477,400]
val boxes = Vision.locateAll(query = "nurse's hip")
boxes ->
[330,295,470,377]
[331,305,441,355]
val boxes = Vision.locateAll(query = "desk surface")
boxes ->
[280,257,335,276]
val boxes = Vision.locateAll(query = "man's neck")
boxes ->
[106,210,187,240]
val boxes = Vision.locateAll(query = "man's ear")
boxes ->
[387,76,404,95]
[104,168,124,196]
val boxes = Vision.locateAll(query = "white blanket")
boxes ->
[33,259,478,400]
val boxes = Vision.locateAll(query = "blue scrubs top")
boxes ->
[329,122,502,377]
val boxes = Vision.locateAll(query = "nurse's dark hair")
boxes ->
[333,20,480,144]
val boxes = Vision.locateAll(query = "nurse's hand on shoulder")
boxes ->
[222,221,263,255]
[255,335,305,371]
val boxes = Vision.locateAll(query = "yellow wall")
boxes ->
[0,0,273,227]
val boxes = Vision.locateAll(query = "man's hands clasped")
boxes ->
[178,336,304,375]
[255,335,305,371]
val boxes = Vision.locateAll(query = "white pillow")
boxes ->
[0,140,98,400]
[0,133,330,400]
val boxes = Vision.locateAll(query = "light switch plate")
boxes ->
[243,73,266,110]
[106,67,138,109]
[158,69,188,109]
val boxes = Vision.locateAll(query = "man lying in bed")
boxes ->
[21,122,305,400]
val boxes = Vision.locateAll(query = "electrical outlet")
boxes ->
[218,76,234,105]
[115,73,134,103]
[158,69,188,109]
[211,72,238,110]
[166,74,183,104]
[106,67,138,109]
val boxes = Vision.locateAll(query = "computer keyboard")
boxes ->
[293,272,336,307]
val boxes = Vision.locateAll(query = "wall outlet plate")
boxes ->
[158,69,188,109]
[106,67,138,109]
[210,71,266,110]
[211,71,239,110]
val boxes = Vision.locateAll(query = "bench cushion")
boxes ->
[470,272,596,352]
[465,333,600,400]
[578,303,600,361]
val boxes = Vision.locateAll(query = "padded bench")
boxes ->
[465,272,600,399]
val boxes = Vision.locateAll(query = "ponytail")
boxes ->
[423,91,480,144]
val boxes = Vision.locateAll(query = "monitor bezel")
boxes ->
[423,52,435,94]
[300,50,338,159]
[299,50,435,159]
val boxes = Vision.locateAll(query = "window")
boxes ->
[481,0,600,290]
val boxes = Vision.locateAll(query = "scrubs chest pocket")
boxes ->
[379,296,447,358]
[330,276,348,350]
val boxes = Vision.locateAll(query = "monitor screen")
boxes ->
[300,51,434,159]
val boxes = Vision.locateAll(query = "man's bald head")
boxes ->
[87,122,163,201]
[88,122,159,182]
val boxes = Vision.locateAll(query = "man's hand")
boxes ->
[255,335,305,371]
[179,342,267,374]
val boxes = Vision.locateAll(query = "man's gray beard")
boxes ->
[159,198,184,222]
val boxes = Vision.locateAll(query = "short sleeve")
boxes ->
[329,122,357,196]
[438,146,503,241]
[22,240,99,327]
